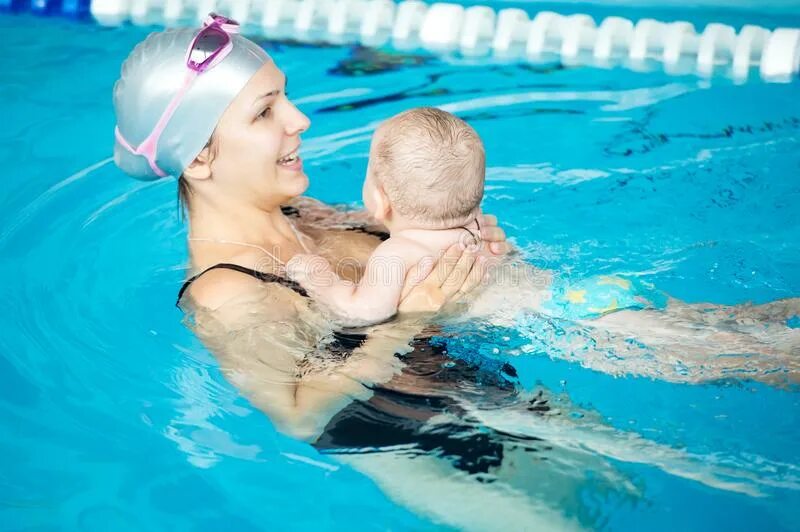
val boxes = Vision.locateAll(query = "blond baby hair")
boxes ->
[370,107,485,228]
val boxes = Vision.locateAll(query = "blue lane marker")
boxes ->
[61,0,89,18]
[31,0,62,15]
[0,0,29,12]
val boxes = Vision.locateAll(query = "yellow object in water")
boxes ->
[588,299,620,315]
[596,276,632,290]
[565,289,587,303]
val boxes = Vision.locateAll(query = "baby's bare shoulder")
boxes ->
[371,235,431,263]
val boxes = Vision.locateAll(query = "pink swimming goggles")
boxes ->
[114,14,241,177]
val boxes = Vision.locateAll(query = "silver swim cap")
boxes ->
[113,21,270,180]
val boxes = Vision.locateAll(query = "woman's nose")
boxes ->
[284,101,311,136]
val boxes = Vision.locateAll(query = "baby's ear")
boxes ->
[371,185,392,222]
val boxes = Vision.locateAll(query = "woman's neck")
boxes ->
[187,194,307,264]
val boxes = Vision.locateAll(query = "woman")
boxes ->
[113,14,511,437]
[113,16,789,529]
[113,16,573,529]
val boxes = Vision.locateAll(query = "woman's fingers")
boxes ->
[397,244,487,313]
[431,243,465,287]
[480,224,505,243]
[399,256,436,301]
[398,264,446,314]
[488,241,510,255]
[460,255,487,298]
[480,213,498,227]
[482,225,509,255]
[478,213,509,255]
[440,248,478,299]
[398,246,463,313]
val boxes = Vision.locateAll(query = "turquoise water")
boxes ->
[2,9,799,531]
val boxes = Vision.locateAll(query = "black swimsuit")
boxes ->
[176,206,392,352]
[177,207,530,473]
[281,204,391,241]
[176,261,372,355]
[316,337,533,475]
[177,263,309,302]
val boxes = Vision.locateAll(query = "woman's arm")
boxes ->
[192,286,400,441]
[188,244,490,442]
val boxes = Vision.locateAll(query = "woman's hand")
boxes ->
[398,244,487,314]
[479,212,510,256]
[397,212,509,314]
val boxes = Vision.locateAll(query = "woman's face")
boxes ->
[209,61,310,207]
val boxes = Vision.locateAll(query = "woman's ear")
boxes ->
[182,147,213,181]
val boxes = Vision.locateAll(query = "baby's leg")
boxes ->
[588,308,799,382]
[452,259,798,381]
[664,297,800,332]
[661,298,800,361]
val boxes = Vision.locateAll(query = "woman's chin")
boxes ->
[281,171,309,196]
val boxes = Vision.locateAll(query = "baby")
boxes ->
[286,107,488,326]
[285,108,800,374]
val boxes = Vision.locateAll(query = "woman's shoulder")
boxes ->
[185,266,265,310]
[185,253,304,312]
[185,268,308,333]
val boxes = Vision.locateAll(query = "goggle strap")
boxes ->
[115,69,199,177]
[114,14,238,178]
[203,13,240,33]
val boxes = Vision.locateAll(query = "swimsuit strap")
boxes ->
[177,263,368,353]
[176,262,309,306]
[280,205,300,218]
[345,226,390,241]
[282,202,389,241]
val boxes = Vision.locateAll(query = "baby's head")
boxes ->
[364,107,485,229]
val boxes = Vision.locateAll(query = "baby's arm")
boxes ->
[287,239,422,327]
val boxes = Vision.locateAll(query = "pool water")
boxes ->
[2,8,799,531]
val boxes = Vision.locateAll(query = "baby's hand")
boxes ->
[286,253,318,280]
[286,254,336,288]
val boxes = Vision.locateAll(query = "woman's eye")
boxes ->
[258,106,272,119]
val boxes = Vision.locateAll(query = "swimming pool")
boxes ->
[1,4,799,529]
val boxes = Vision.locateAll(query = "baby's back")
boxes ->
[388,227,483,271]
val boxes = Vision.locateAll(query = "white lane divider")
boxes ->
[90,0,800,83]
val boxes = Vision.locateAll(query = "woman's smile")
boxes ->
[277,145,303,172]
